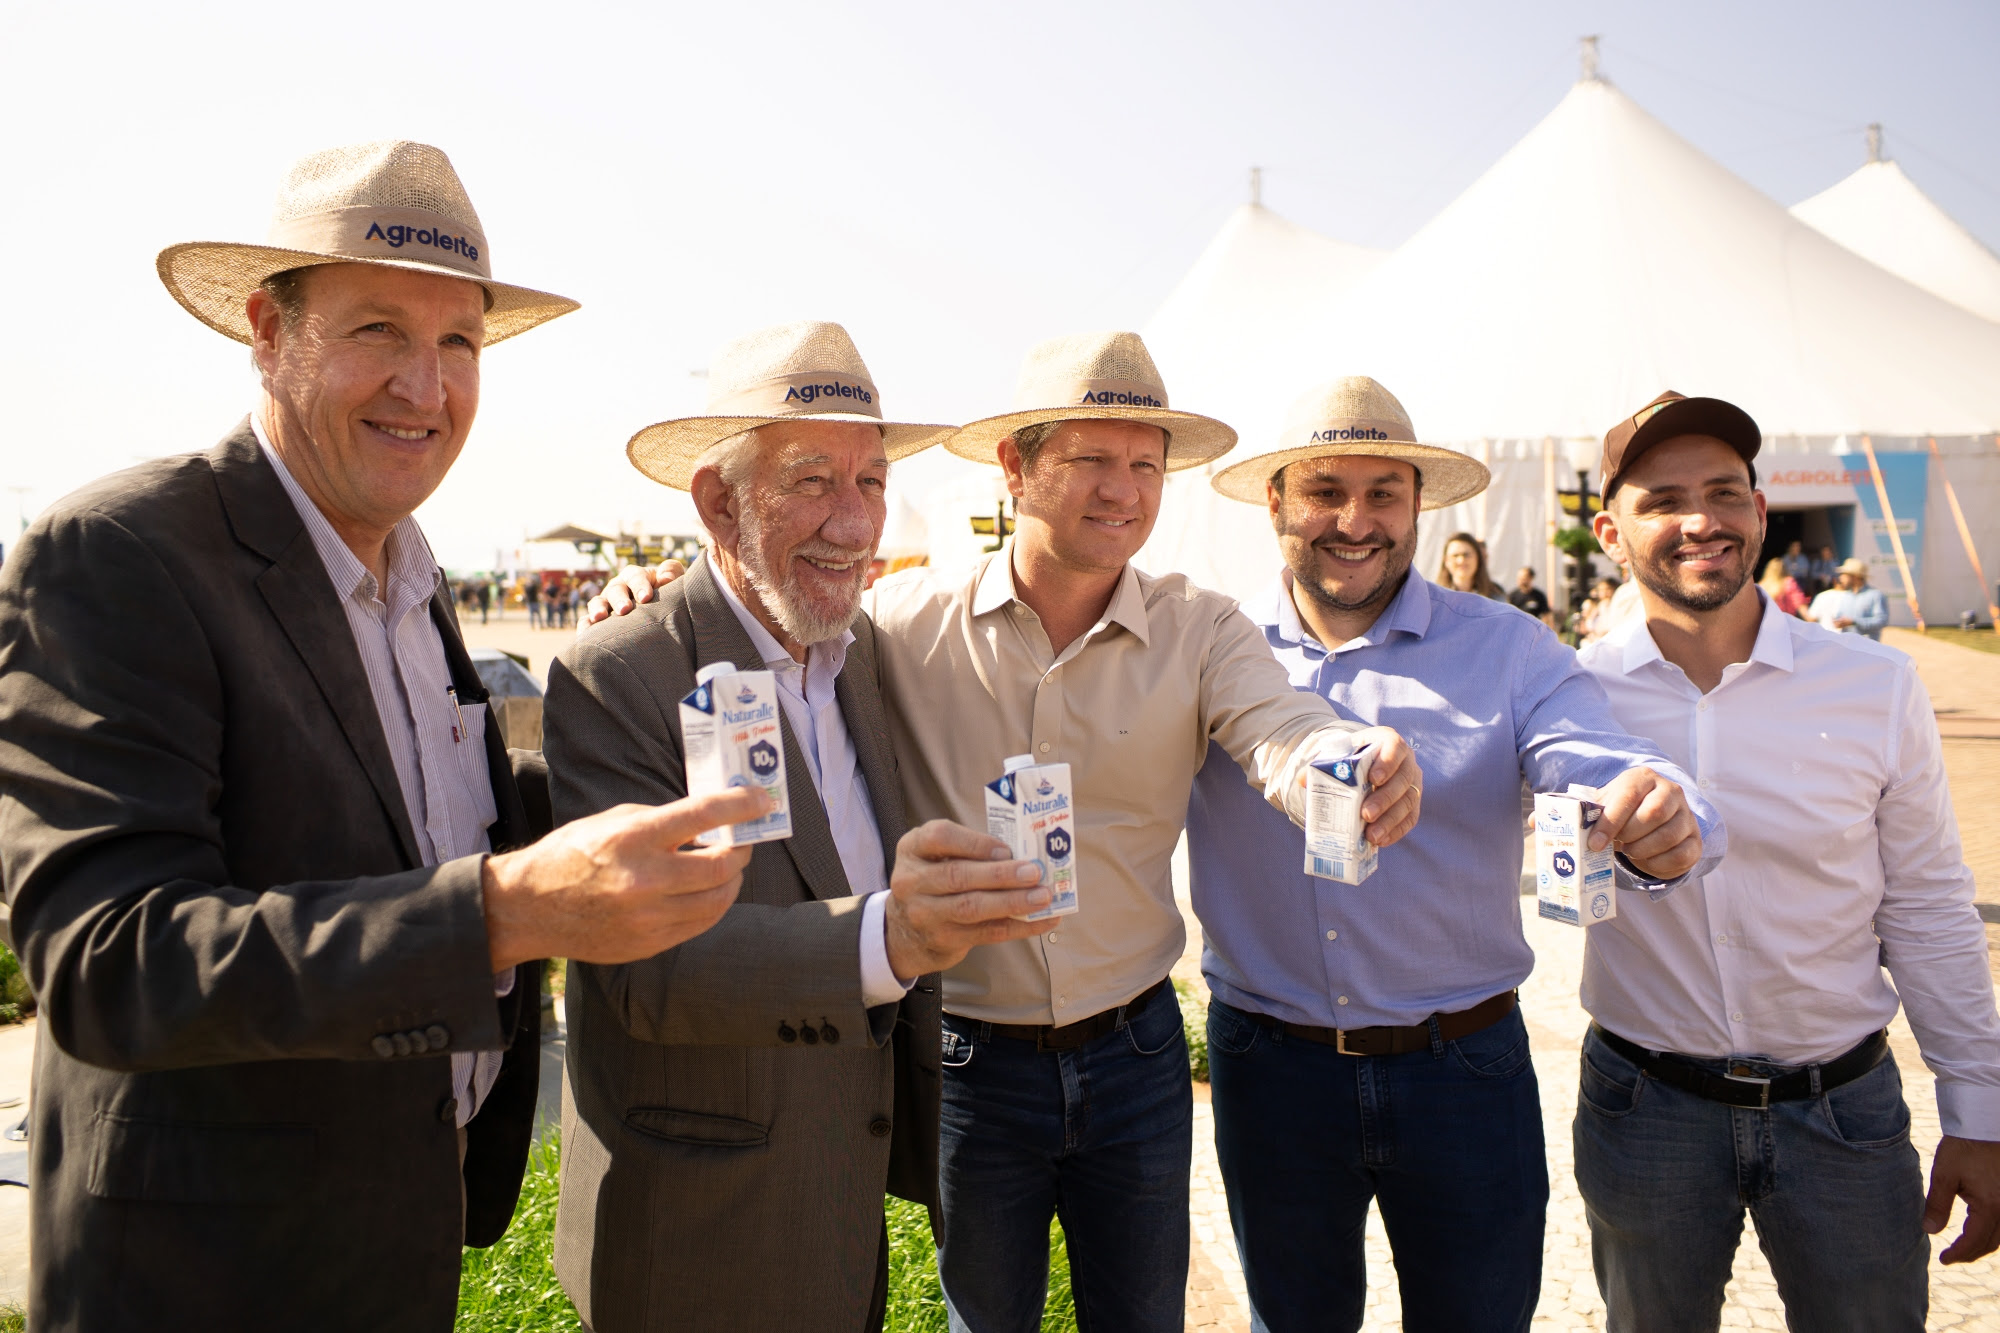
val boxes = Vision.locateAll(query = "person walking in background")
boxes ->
[476,577,492,624]
[523,572,542,628]
[1578,389,2000,1330]
[1507,565,1552,625]
[1757,557,1808,617]
[545,576,566,630]
[1809,543,1839,597]
[1809,557,1889,639]
[1781,539,1810,587]
[1436,530,1505,599]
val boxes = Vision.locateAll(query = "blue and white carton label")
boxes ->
[1534,791,1616,926]
[985,757,1078,921]
[1303,745,1378,884]
[680,661,791,846]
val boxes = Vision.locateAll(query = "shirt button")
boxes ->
[1699,777,1713,789]
[1056,996,1068,1008]
[1716,934,1728,945]
[1337,995,1349,1006]
[1731,1010,1744,1022]
[1048,933,1060,943]
[1326,930,1339,941]
[1038,742,1051,754]
[1697,701,1709,712]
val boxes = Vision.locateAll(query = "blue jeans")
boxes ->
[1207,998,1548,1333]
[937,982,1193,1333]
[1573,1025,1928,1332]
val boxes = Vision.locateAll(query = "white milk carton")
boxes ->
[679,660,791,846]
[1534,790,1617,926]
[1302,745,1378,885]
[984,755,1078,921]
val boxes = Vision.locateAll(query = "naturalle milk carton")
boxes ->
[1302,745,1379,884]
[1534,790,1617,926]
[679,660,791,846]
[984,755,1078,921]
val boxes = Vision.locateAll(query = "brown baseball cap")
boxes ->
[1600,391,1762,499]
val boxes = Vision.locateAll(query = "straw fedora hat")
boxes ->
[945,331,1236,470]
[627,321,955,490]
[157,140,579,345]
[1209,376,1490,509]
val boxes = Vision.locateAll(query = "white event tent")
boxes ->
[1137,72,2000,627]
[1792,130,2000,325]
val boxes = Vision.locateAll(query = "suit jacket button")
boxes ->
[800,1024,820,1045]
[778,1023,797,1043]
[409,1029,432,1055]
[391,1032,413,1057]
[819,1022,839,1045]
[869,1118,891,1138]
[425,1025,450,1050]
[439,1096,459,1124]
[372,1035,396,1059]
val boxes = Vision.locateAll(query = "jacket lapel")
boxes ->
[212,421,423,868]
[836,619,908,866]
[683,558,852,903]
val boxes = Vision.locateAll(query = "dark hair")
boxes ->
[1010,419,1171,472]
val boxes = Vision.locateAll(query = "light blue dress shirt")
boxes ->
[1188,571,1725,1030]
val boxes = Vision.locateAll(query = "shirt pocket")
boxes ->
[454,701,501,834]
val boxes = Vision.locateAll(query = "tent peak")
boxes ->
[1579,34,1602,84]
[1250,164,1262,207]
[1866,123,1885,164]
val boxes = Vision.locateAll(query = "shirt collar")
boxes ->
[709,555,854,676]
[971,543,1152,648]
[1608,588,1795,676]
[251,411,439,606]
[1261,568,1432,654]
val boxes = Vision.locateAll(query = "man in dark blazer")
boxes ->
[547,321,1056,1332]
[0,142,767,1333]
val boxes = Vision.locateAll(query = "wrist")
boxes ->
[481,851,528,974]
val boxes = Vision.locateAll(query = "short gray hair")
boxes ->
[1008,419,1171,472]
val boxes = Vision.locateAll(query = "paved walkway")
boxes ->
[1176,627,2000,1331]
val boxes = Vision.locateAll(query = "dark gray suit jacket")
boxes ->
[0,423,545,1332]
[544,556,941,1333]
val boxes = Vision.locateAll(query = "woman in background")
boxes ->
[1759,557,1810,617]
[1436,532,1505,600]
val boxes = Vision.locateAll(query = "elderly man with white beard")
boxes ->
[541,322,1056,1333]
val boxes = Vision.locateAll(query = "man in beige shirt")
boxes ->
[593,329,1419,1331]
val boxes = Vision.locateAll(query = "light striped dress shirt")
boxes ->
[254,417,509,1126]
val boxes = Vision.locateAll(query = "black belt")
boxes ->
[981,978,1170,1052]
[1244,990,1518,1056]
[1594,1024,1888,1109]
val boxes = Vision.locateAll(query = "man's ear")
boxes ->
[1591,508,1623,564]
[245,288,283,376]
[690,467,741,555]
[996,436,1028,501]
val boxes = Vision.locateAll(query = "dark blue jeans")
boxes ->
[1573,1025,1928,1332]
[1208,998,1548,1333]
[937,982,1193,1333]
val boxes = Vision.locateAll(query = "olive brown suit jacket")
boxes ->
[544,556,941,1333]
[0,424,546,1332]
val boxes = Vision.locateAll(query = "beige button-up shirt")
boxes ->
[864,547,1360,1025]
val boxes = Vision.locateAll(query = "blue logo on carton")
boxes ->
[1045,827,1072,863]
[990,774,1014,801]
[1590,893,1611,919]
[1035,777,1055,797]
[687,684,713,713]
[1553,850,1576,880]
[748,740,780,780]
[737,685,758,706]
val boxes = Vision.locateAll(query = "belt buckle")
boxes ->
[1335,1029,1360,1057]
[1724,1067,1772,1108]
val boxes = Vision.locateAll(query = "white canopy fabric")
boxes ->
[1139,76,2000,610]
[1793,157,2000,325]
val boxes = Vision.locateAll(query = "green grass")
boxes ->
[0,943,33,1025]
[0,1303,20,1331]
[458,1136,1081,1332]
[1923,626,2000,655]
[1174,979,1210,1083]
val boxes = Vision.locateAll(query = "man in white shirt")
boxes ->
[1575,390,2000,1331]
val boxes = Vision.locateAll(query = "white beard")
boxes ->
[734,501,868,647]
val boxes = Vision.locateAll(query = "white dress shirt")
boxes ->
[711,566,908,1006]
[255,417,511,1127]
[1578,593,2000,1139]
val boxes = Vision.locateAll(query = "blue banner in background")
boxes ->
[1851,451,1928,603]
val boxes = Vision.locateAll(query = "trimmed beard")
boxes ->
[1282,512,1419,616]
[733,499,871,647]
[1626,529,1759,613]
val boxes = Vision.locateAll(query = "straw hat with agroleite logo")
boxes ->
[1209,376,1490,509]
[627,321,956,490]
[157,140,579,344]
[945,330,1237,470]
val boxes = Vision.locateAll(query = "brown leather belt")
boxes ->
[1245,990,1518,1056]
[982,978,1171,1053]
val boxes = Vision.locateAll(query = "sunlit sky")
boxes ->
[2,0,1994,568]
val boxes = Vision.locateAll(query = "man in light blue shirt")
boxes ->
[1187,376,1725,1333]
[1807,557,1889,639]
